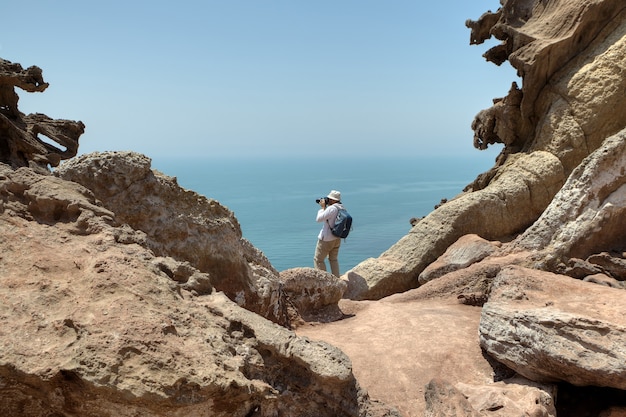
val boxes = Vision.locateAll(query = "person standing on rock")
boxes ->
[314,190,343,277]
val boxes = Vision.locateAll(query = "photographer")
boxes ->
[314,190,344,277]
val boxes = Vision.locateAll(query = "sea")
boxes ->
[151,155,497,273]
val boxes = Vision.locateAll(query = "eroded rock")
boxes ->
[0,59,84,171]
[509,130,626,269]
[344,151,564,300]
[479,265,626,389]
[0,166,396,417]
[349,0,626,300]
[457,377,556,417]
[424,378,481,417]
[279,267,347,323]
[56,151,286,324]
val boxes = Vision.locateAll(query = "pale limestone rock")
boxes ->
[349,0,626,301]
[344,151,564,300]
[530,12,626,173]
[510,130,626,267]
[279,267,347,322]
[56,151,286,324]
[418,234,499,285]
[480,265,626,389]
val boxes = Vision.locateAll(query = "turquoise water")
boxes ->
[151,155,496,272]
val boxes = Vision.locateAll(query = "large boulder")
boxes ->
[279,267,347,323]
[56,151,285,324]
[508,130,626,270]
[479,265,626,389]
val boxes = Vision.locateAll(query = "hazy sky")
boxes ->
[3,1,517,160]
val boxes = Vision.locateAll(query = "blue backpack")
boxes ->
[329,207,353,238]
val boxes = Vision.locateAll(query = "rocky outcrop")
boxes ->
[0,163,398,416]
[0,61,398,416]
[345,0,626,300]
[56,151,287,325]
[0,59,84,172]
[479,265,626,390]
[4,0,626,415]
[344,151,564,300]
[508,130,626,271]
[424,377,557,417]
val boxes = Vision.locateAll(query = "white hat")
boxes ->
[327,190,341,201]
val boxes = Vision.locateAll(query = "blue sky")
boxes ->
[2,1,516,160]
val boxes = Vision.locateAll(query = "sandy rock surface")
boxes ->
[298,297,489,417]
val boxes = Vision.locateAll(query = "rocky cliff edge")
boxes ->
[0,61,397,416]
[3,0,626,416]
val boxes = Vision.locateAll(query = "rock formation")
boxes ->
[0,63,396,416]
[343,0,626,300]
[0,59,84,172]
[279,267,348,323]
[4,0,626,415]
[55,151,292,326]
[479,265,626,390]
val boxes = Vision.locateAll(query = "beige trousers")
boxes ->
[314,238,341,277]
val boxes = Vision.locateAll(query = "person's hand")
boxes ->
[319,200,326,209]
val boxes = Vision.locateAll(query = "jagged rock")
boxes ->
[418,234,500,285]
[467,0,626,171]
[479,265,626,389]
[0,164,396,417]
[56,151,286,324]
[0,59,84,171]
[0,162,119,235]
[557,257,604,279]
[152,257,214,295]
[509,130,626,269]
[279,267,347,323]
[348,0,626,299]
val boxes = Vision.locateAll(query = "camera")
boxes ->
[315,197,330,205]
